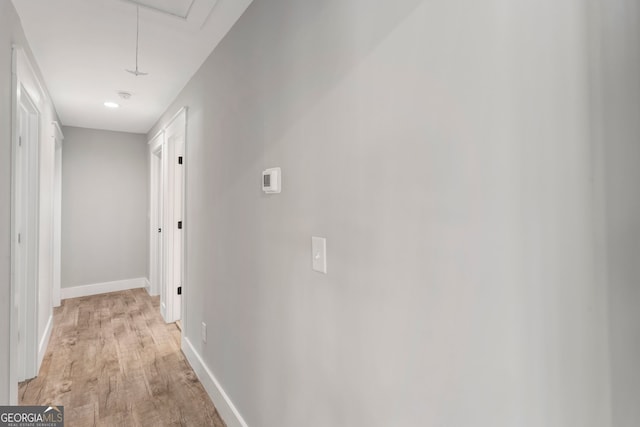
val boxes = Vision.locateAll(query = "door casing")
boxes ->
[148,107,187,325]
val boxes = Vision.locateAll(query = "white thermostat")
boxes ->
[262,167,281,193]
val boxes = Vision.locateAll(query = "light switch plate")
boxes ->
[312,236,327,274]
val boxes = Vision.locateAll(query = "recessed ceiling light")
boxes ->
[104,101,120,108]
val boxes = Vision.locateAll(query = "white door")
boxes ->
[157,110,186,324]
[171,136,184,322]
[15,107,26,382]
[161,129,184,324]
[149,110,186,324]
[15,87,39,382]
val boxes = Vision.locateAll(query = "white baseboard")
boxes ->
[182,337,248,427]
[146,284,160,296]
[60,277,148,300]
[38,314,53,369]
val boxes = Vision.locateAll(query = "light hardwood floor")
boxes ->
[19,289,226,427]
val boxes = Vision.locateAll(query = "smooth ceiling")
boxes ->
[12,0,253,133]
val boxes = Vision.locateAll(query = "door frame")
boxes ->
[51,122,63,307]
[149,132,164,298]
[10,45,42,401]
[148,107,187,325]
[165,114,185,324]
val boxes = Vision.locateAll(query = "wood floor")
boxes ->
[19,289,226,427]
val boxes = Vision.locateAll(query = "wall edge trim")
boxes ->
[60,277,147,300]
[37,314,53,370]
[182,336,248,427]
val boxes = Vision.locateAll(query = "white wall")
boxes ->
[150,1,611,426]
[61,126,148,289]
[0,0,60,403]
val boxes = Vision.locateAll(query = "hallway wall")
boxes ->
[150,0,611,426]
[0,0,60,404]
[61,126,148,291]
[592,0,640,425]
[0,0,20,405]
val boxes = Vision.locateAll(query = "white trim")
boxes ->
[60,277,148,300]
[148,132,164,297]
[9,44,19,405]
[149,129,164,151]
[154,107,187,324]
[149,128,163,146]
[148,106,189,324]
[181,107,189,336]
[165,106,188,132]
[148,106,188,144]
[167,113,185,323]
[14,46,46,111]
[182,337,248,427]
[51,136,62,307]
[12,45,42,387]
[51,121,64,143]
[37,314,53,369]
[20,89,40,381]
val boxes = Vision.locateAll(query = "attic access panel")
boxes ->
[123,0,195,19]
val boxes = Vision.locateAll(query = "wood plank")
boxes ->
[19,289,226,427]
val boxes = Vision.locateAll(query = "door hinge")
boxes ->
[178,156,183,165]
[17,233,21,244]
[177,286,182,295]
[18,136,22,147]
[177,221,182,229]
